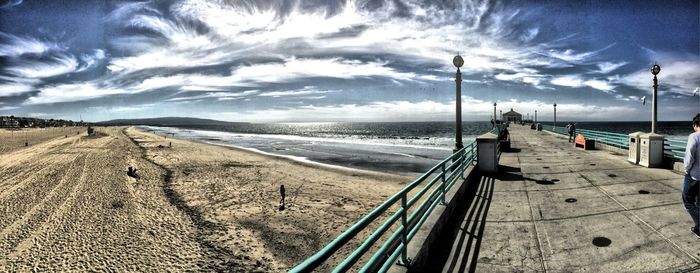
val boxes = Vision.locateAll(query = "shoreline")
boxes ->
[135,126,412,182]
[141,125,453,176]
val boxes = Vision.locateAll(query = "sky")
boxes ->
[0,0,698,122]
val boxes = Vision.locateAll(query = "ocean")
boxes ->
[143,121,690,176]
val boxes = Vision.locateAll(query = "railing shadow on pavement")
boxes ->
[442,175,495,273]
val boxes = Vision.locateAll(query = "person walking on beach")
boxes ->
[566,122,576,143]
[683,114,700,239]
[279,184,286,209]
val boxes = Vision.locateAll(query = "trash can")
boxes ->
[536,123,543,131]
[627,131,644,164]
[639,133,664,168]
[476,132,498,173]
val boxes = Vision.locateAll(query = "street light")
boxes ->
[651,64,660,133]
[535,110,537,123]
[493,102,497,126]
[453,54,464,153]
[553,103,557,130]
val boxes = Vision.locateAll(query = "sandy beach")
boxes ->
[0,126,410,272]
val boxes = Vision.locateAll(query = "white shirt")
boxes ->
[684,131,700,180]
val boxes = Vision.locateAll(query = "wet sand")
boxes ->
[0,126,410,272]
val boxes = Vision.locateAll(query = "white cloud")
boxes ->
[0,32,58,57]
[6,54,79,78]
[258,86,339,97]
[620,59,700,95]
[100,0,612,93]
[543,43,616,64]
[86,103,159,113]
[207,97,637,122]
[550,75,616,92]
[228,58,419,84]
[583,79,615,92]
[11,0,675,114]
[550,75,584,87]
[0,0,23,9]
[0,106,20,111]
[166,90,259,102]
[76,49,106,72]
[494,72,546,88]
[596,61,627,74]
[25,83,126,105]
[0,83,34,96]
[521,27,539,42]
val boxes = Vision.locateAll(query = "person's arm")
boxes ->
[685,134,697,174]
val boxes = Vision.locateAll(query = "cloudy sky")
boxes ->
[0,0,698,122]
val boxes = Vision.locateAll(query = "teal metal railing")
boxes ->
[665,139,687,161]
[490,123,508,136]
[289,142,477,273]
[541,124,568,135]
[576,129,629,149]
[541,125,686,161]
[543,125,628,148]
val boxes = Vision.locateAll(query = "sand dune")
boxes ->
[0,127,409,272]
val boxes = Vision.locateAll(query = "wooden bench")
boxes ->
[575,134,595,150]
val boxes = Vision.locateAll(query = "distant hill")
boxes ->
[98,117,247,126]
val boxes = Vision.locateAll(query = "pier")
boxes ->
[412,124,699,272]
[292,124,699,273]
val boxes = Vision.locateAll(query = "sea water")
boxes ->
[143,121,689,175]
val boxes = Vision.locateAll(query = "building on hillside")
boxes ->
[503,108,522,122]
[1,117,19,128]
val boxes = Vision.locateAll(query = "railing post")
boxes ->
[440,164,447,205]
[399,194,410,266]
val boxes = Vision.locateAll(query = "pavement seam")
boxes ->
[580,172,700,265]
[485,202,683,223]
[494,176,682,193]
[518,143,549,273]
[541,128,700,267]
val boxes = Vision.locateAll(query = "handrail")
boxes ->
[577,129,629,149]
[541,125,686,161]
[664,139,687,160]
[289,141,477,273]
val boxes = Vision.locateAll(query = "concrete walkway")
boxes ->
[436,124,700,273]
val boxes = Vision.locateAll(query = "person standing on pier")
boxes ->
[683,114,700,239]
[566,123,576,143]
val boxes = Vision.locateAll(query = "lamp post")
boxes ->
[453,54,464,153]
[553,103,557,130]
[651,64,661,133]
[493,102,497,126]
[535,110,537,123]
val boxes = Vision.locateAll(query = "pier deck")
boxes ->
[432,124,699,273]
